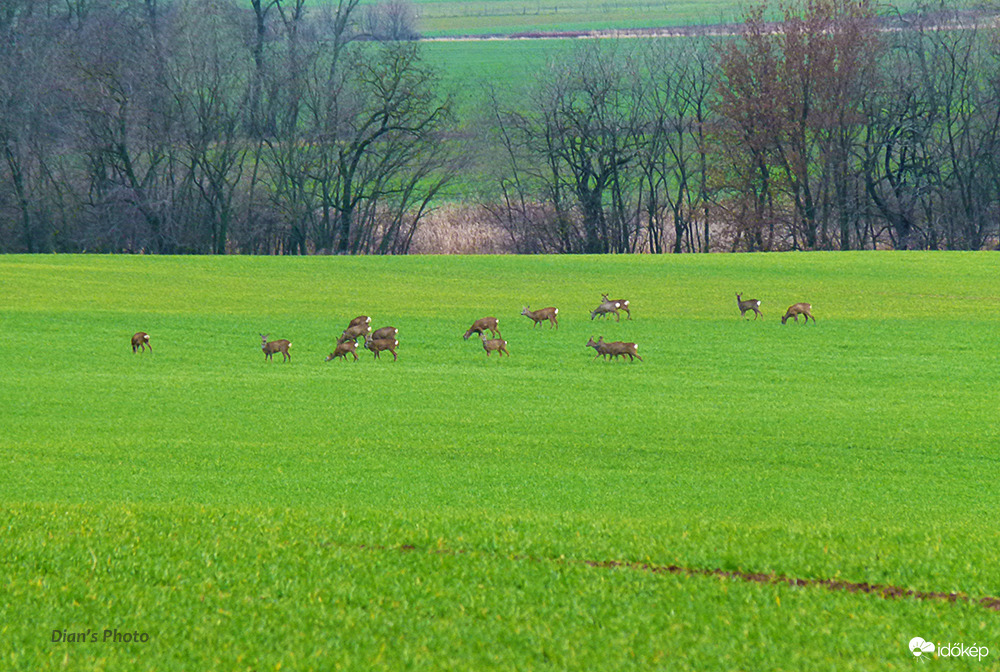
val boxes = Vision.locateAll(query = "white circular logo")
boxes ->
[910,637,936,657]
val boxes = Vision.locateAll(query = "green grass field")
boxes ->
[2,252,999,670]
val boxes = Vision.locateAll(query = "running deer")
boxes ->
[736,293,763,320]
[521,305,559,329]
[464,317,501,340]
[364,335,398,361]
[325,340,358,362]
[586,336,643,362]
[480,333,509,357]
[131,332,151,353]
[781,302,815,324]
[371,326,398,341]
[601,293,632,320]
[338,323,372,345]
[347,315,371,329]
[260,333,291,362]
[590,299,621,321]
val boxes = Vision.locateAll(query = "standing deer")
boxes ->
[586,336,643,362]
[601,293,631,320]
[521,305,559,329]
[590,299,621,321]
[260,334,291,362]
[480,333,509,357]
[325,340,358,362]
[781,302,815,324]
[131,332,151,353]
[347,315,371,329]
[364,335,398,361]
[338,323,372,345]
[464,317,501,340]
[736,293,763,320]
[371,326,398,341]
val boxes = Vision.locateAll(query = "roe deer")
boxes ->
[131,332,151,353]
[325,340,358,362]
[590,299,621,321]
[261,333,291,362]
[364,335,398,361]
[347,315,371,328]
[464,317,501,340]
[781,302,815,324]
[480,333,509,357]
[586,336,643,362]
[521,305,559,329]
[338,323,372,345]
[601,293,632,320]
[736,293,763,320]
[371,326,398,341]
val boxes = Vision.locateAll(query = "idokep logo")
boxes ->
[909,636,991,661]
[910,638,935,658]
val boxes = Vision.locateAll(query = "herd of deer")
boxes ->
[129,292,813,364]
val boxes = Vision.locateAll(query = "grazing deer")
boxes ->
[736,293,763,320]
[347,315,371,329]
[325,340,358,362]
[364,335,398,361]
[371,326,398,341]
[781,302,815,324]
[338,323,372,345]
[260,333,291,362]
[586,336,643,362]
[480,333,509,357]
[464,317,501,340]
[521,305,559,329]
[601,293,631,320]
[590,299,621,321]
[131,332,151,353]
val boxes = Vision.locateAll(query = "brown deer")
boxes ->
[260,333,291,362]
[480,333,509,357]
[131,332,151,353]
[338,323,372,345]
[364,335,398,361]
[601,293,631,320]
[586,336,643,362]
[347,315,371,329]
[521,305,559,329]
[781,302,815,324]
[590,299,621,321]
[325,340,358,362]
[371,326,398,341]
[736,293,763,320]
[464,317,501,340]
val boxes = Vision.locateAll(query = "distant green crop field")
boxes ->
[2,252,998,670]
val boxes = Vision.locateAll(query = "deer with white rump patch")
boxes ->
[736,293,763,320]
[364,334,398,361]
[781,302,815,324]
[325,340,358,362]
[521,305,559,329]
[347,315,371,329]
[480,333,509,357]
[371,326,398,341]
[586,336,642,362]
[464,317,501,340]
[260,333,291,362]
[590,299,621,322]
[601,293,631,320]
[338,323,372,345]
[131,332,151,353]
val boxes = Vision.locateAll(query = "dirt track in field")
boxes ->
[359,543,1000,612]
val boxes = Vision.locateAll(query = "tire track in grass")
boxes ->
[357,543,1000,612]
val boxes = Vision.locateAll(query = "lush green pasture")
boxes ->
[2,252,999,670]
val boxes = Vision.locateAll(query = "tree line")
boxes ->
[1,0,998,254]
